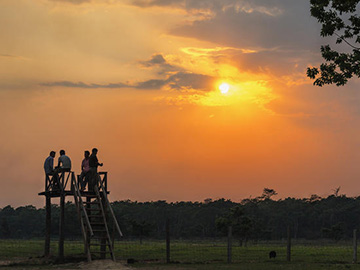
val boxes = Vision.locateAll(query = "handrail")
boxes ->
[71,175,94,236]
[60,172,65,192]
[98,172,107,192]
[45,174,63,192]
[97,174,123,237]
[64,172,71,190]
[71,173,92,261]
[45,170,75,192]
[94,185,115,261]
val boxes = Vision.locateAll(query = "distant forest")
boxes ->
[1,188,360,242]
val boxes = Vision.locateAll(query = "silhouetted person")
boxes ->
[44,151,56,175]
[88,148,103,191]
[51,150,71,191]
[44,151,60,190]
[57,149,72,172]
[79,150,90,191]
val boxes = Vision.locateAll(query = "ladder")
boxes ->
[71,173,123,261]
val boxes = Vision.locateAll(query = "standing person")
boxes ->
[57,149,72,172]
[88,148,103,191]
[44,151,56,175]
[79,150,90,191]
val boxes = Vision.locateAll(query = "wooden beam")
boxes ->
[100,194,107,259]
[287,225,291,262]
[59,194,65,261]
[45,196,51,257]
[166,218,170,264]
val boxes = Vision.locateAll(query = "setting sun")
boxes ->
[219,83,230,94]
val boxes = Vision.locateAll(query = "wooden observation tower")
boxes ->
[38,171,123,262]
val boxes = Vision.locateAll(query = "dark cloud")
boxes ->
[132,0,252,13]
[167,72,215,90]
[41,81,128,88]
[223,49,317,78]
[134,79,168,89]
[41,71,215,91]
[134,72,215,90]
[170,1,320,51]
[140,54,167,67]
[131,0,290,17]
[131,0,179,7]
[131,0,324,75]
[0,54,18,58]
[49,0,90,4]
[139,54,182,75]
[133,72,215,90]
[132,72,215,91]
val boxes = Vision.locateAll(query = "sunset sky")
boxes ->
[2,0,360,208]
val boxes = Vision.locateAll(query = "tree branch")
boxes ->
[335,33,360,50]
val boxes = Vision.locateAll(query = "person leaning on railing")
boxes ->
[88,148,103,192]
[79,150,90,191]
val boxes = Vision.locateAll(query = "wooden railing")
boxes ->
[71,173,93,262]
[45,171,70,192]
[72,173,94,236]
[98,172,108,192]
[45,171,108,193]
[97,174,123,237]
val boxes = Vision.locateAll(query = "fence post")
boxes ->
[45,196,51,257]
[354,229,357,264]
[166,218,170,263]
[287,225,291,262]
[59,194,65,262]
[227,225,232,263]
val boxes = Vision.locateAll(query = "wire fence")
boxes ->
[0,238,357,265]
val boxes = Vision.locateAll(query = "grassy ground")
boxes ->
[1,239,360,269]
[132,263,360,270]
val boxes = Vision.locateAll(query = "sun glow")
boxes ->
[196,80,277,107]
[219,83,230,94]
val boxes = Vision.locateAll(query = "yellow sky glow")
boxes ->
[1,0,360,207]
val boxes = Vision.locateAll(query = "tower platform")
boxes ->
[38,171,122,262]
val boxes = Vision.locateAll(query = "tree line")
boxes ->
[1,189,360,242]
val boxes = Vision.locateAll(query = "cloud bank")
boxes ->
[49,0,90,4]
[42,72,215,91]
[42,54,216,91]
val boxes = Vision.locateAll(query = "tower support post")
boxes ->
[45,195,51,257]
[59,193,65,261]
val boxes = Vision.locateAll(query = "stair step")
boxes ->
[91,236,108,239]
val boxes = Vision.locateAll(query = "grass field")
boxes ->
[1,239,360,269]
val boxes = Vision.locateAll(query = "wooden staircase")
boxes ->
[71,173,122,262]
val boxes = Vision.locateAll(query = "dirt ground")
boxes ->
[76,260,132,270]
[0,259,133,270]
